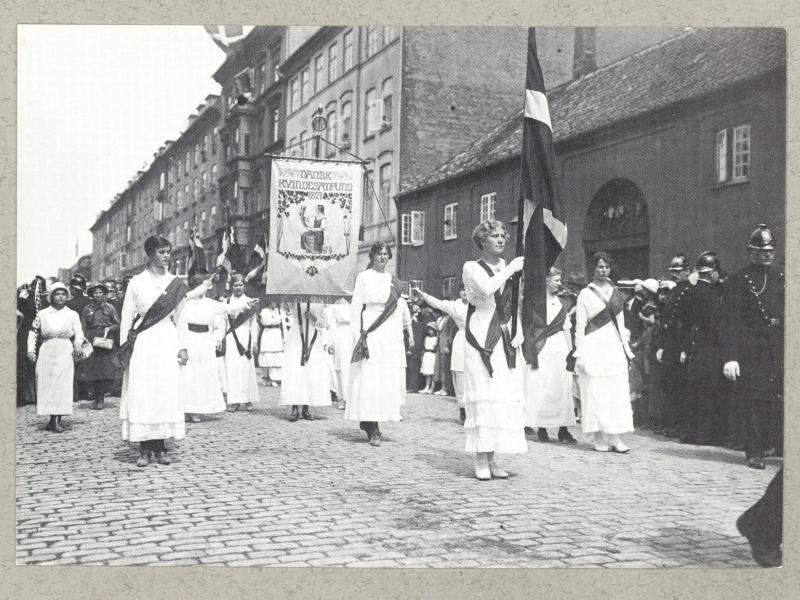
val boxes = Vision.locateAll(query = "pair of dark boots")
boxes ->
[137,439,170,467]
[359,421,382,446]
[45,415,64,433]
[530,426,576,444]
[289,405,313,422]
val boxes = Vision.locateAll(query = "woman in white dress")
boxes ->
[257,302,285,387]
[522,267,578,444]
[345,242,405,446]
[177,274,258,422]
[574,252,635,453]
[223,274,259,412]
[324,299,351,409]
[413,285,469,424]
[27,282,84,433]
[280,303,331,421]
[119,235,206,467]
[462,220,527,480]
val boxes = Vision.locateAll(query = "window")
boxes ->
[202,171,208,190]
[202,135,209,161]
[271,107,280,143]
[379,163,392,218]
[193,178,200,201]
[212,127,218,154]
[299,131,307,157]
[177,190,183,208]
[364,88,378,137]
[271,47,281,82]
[411,210,425,245]
[289,76,300,112]
[715,124,751,184]
[733,125,751,182]
[178,158,184,177]
[400,213,411,245]
[328,43,338,82]
[288,136,296,156]
[159,172,166,191]
[409,279,424,293]
[186,150,191,171]
[300,69,310,105]
[443,203,458,240]
[381,78,393,129]
[366,27,380,57]
[340,100,352,146]
[169,164,175,185]
[194,143,200,166]
[326,110,338,157]
[442,276,456,299]
[716,130,727,183]
[183,183,189,206]
[200,210,207,236]
[383,26,398,44]
[314,54,325,93]
[480,192,496,222]
[211,164,217,186]
[244,133,251,155]
[126,225,131,243]
[210,205,217,228]
[363,170,374,224]
[343,30,354,71]
[258,60,267,94]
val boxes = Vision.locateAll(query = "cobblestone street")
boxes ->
[16,386,780,568]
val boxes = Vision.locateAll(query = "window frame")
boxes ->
[410,210,425,246]
[381,78,393,129]
[343,30,354,71]
[314,53,325,93]
[442,276,456,299]
[443,202,458,240]
[732,124,751,183]
[480,192,497,222]
[400,213,411,245]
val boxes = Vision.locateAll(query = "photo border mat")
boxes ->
[1,1,797,598]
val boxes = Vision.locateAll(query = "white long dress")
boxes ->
[423,297,468,407]
[462,261,527,454]
[119,270,186,442]
[523,295,576,428]
[344,269,404,422]
[177,297,238,415]
[257,307,285,375]
[279,304,331,407]
[574,283,634,434]
[28,306,83,416]
[223,294,259,405]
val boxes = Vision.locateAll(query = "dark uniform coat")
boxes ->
[653,280,691,433]
[719,263,784,458]
[79,302,121,381]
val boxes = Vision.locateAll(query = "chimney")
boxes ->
[573,27,597,79]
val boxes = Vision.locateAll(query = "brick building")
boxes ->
[395,28,786,298]
[58,254,92,285]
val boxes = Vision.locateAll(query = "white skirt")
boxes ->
[180,330,225,415]
[224,336,259,405]
[523,334,576,428]
[119,319,185,442]
[279,335,331,407]
[420,351,437,375]
[577,370,633,434]
[36,338,74,416]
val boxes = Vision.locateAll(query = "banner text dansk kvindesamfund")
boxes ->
[278,168,354,192]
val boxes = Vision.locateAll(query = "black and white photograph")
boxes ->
[15,23,785,573]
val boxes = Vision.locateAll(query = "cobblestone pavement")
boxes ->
[16,386,780,567]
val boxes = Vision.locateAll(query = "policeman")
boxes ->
[680,251,725,445]
[654,254,692,438]
[720,224,784,469]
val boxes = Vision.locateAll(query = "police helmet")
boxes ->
[748,224,775,250]
[696,251,721,273]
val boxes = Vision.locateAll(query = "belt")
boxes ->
[264,324,281,329]
[424,349,436,353]
[187,323,210,333]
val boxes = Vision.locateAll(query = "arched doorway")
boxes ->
[583,178,650,280]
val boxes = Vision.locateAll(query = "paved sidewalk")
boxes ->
[16,387,779,567]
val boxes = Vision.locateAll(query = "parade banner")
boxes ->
[265,157,363,302]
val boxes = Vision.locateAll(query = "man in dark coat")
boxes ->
[653,254,692,437]
[680,251,726,445]
[720,224,784,469]
[405,303,428,392]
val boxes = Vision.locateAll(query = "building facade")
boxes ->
[396,28,786,298]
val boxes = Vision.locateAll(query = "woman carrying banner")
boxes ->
[279,303,330,420]
[119,235,208,467]
[461,220,527,480]
[178,274,258,422]
[257,301,286,387]
[573,252,635,453]
[223,274,260,412]
[412,285,469,424]
[79,282,121,411]
[521,267,577,443]
[345,241,405,446]
[27,282,85,433]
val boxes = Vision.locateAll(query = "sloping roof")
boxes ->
[403,27,785,195]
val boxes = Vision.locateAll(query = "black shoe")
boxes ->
[459,408,466,425]
[747,457,766,470]
[537,428,550,443]
[369,433,382,447]
[557,428,577,444]
[301,408,313,421]
[524,426,535,436]
[289,407,299,422]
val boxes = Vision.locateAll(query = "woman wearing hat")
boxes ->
[574,252,635,453]
[79,282,121,410]
[27,282,85,432]
[461,220,527,480]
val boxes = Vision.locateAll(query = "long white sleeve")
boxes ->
[175,299,191,350]
[574,293,589,359]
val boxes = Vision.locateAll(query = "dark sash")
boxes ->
[464,260,515,377]
[351,274,401,363]
[227,297,253,358]
[296,303,319,366]
[112,277,188,370]
[542,303,568,340]
[585,284,629,364]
